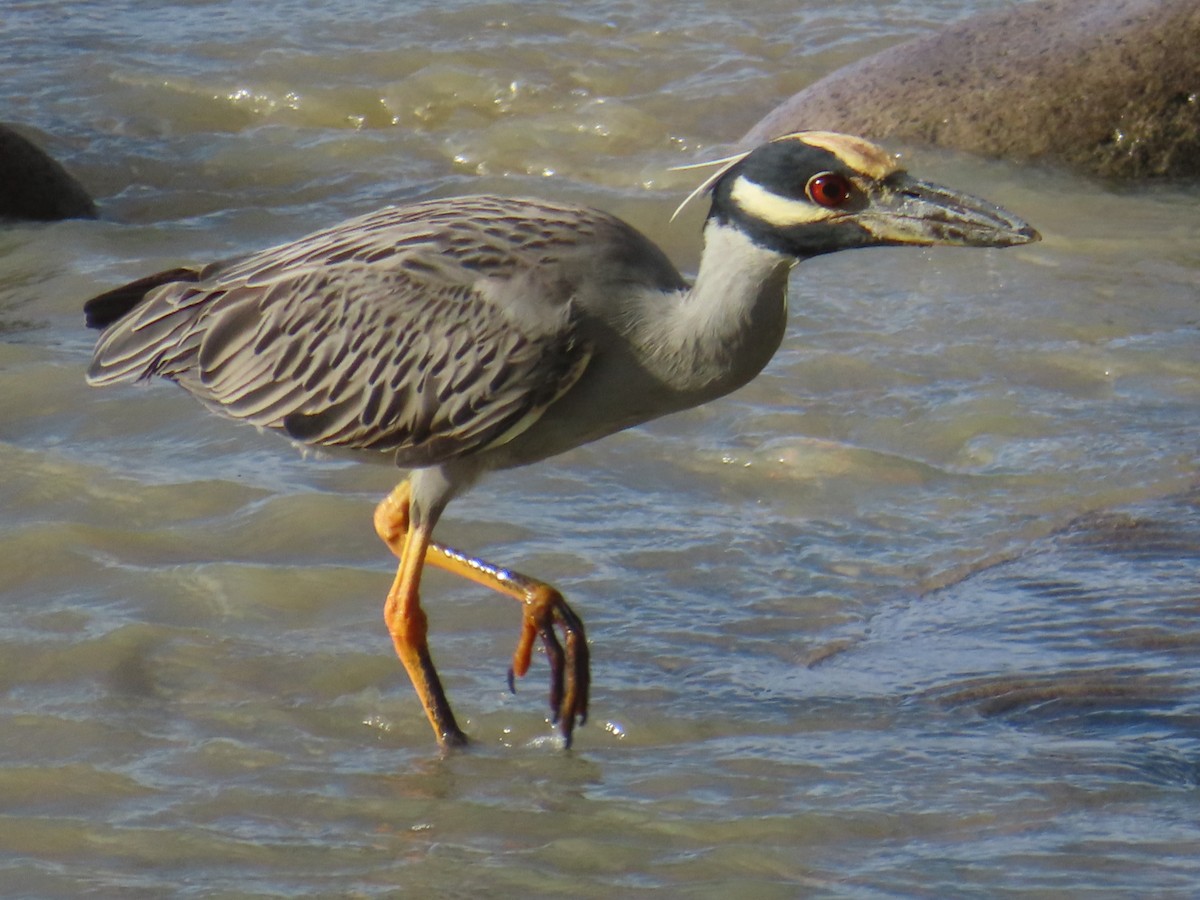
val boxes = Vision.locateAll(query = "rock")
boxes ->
[0,123,97,221]
[742,0,1200,179]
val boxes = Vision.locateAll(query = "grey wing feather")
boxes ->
[88,241,591,467]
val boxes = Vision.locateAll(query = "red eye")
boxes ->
[805,172,852,208]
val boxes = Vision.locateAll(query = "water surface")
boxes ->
[2,0,1199,895]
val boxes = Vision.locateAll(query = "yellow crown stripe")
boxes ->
[772,131,899,180]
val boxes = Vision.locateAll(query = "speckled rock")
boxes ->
[742,0,1200,179]
[0,123,97,221]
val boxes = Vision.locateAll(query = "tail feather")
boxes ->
[83,266,201,330]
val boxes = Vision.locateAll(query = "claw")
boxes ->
[504,584,590,746]
[560,606,590,730]
[538,619,564,721]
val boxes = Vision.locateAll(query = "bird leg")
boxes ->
[427,542,590,747]
[373,481,590,748]
[379,509,468,748]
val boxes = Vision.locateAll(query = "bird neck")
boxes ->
[635,219,796,400]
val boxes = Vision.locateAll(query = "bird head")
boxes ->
[687,131,1039,257]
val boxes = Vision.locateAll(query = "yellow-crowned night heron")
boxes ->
[84,132,1038,749]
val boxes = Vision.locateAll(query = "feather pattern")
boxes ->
[83,196,650,466]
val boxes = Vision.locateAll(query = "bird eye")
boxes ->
[805,172,852,208]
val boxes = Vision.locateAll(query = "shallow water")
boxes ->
[3,0,1200,895]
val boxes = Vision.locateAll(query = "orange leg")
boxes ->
[373,481,590,748]
[379,510,468,748]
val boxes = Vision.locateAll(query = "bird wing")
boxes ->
[87,204,599,466]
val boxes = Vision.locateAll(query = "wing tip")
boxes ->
[83,266,201,330]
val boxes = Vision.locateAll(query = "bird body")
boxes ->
[85,132,1038,748]
[87,196,792,464]
[87,194,802,530]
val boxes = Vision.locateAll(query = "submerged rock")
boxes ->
[0,123,97,221]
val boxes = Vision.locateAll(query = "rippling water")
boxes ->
[3,0,1199,895]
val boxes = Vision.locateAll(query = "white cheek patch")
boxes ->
[729,176,834,228]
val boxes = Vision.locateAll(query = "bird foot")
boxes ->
[507,584,590,748]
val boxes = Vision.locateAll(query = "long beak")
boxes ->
[858,175,1040,248]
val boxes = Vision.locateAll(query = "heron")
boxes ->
[84,131,1038,749]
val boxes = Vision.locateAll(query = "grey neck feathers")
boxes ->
[633,220,795,399]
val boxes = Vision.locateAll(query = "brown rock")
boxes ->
[742,0,1200,179]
